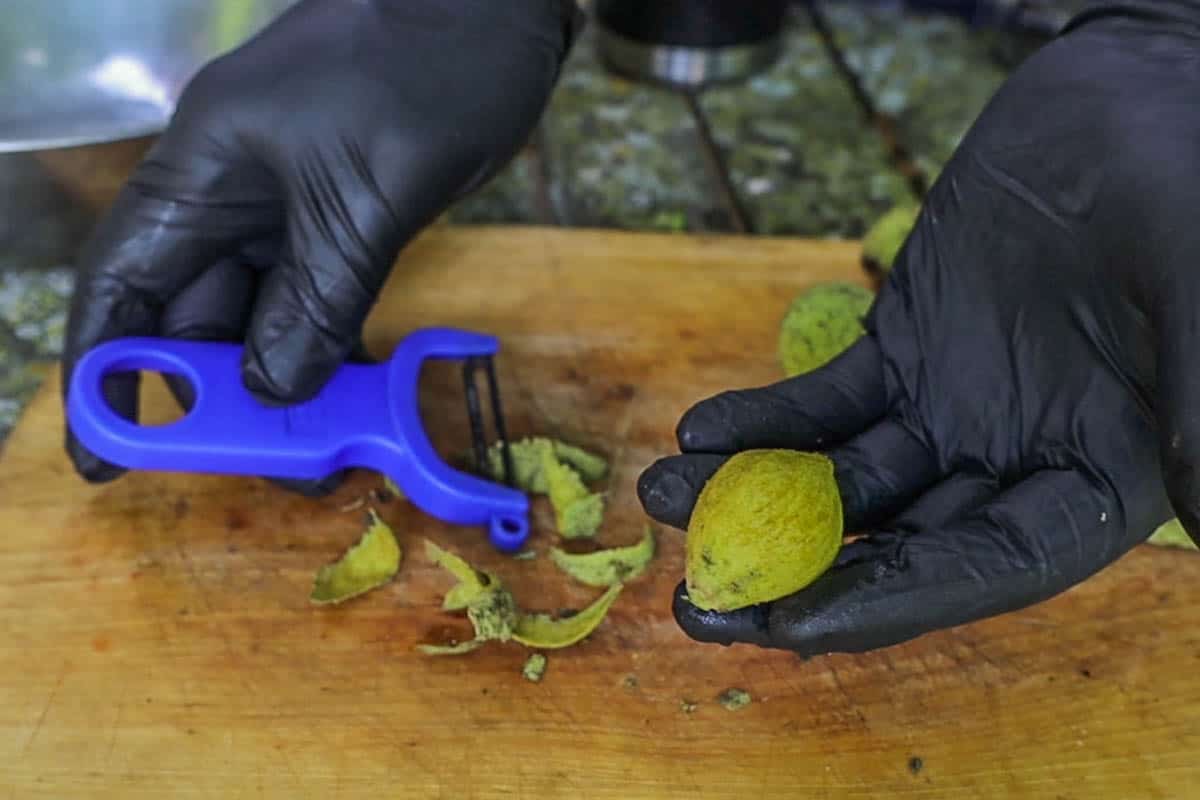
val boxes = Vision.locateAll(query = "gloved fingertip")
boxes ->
[674,394,735,453]
[672,581,773,648]
[636,459,691,528]
[636,454,726,530]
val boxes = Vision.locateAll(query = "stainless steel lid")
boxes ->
[592,0,787,88]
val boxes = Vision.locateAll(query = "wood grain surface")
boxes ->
[0,227,1197,799]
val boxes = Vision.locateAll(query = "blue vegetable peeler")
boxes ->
[66,328,529,552]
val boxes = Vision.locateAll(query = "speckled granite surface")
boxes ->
[0,267,72,435]
[0,4,1061,444]
[698,14,914,237]
[540,35,727,233]
[822,0,1008,184]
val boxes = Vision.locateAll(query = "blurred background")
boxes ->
[0,0,1085,440]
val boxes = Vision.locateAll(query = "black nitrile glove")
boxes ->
[639,2,1200,656]
[61,0,582,496]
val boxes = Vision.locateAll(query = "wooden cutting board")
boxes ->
[0,227,1197,799]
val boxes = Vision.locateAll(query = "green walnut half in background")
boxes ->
[862,202,919,275]
[777,282,874,377]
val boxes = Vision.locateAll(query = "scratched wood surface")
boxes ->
[0,227,1197,799]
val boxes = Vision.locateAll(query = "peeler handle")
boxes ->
[66,329,530,552]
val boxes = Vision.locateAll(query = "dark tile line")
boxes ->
[0,318,36,362]
[683,92,754,236]
[528,125,563,226]
[800,0,929,200]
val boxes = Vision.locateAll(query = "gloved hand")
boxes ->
[61,0,582,495]
[638,1,1200,656]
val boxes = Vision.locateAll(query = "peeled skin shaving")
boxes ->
[685,450,842,612]
[417,640,484,656]
[420,539,623,653]
[512,583,624,649]
[540,443,604,539]
[550,526,655,587]
[424,539,493,610]
[483,437,608,493]
[423,539,516,642]
[310,510,402,605]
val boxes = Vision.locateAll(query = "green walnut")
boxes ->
[862,202,919,274]
[685,450,842,612]
[777,282,874,377]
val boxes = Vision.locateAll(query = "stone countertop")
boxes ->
[0,2,1064,444]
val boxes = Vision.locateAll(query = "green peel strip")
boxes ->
[550,526,655,587]
[310,510,401,605]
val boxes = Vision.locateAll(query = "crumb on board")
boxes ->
[680,700,698,714]
[523,653,548,683]
[338,497,366,513]
[717,688,751,711]
[417,640,483,656]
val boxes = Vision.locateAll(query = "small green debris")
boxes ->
[417,640,483,656]
[717,688,751,711]
[513,549,538,561]
[1147,519,1198,550]
[482,437,608,493]
[680,700,698,714]
[338,496,366,513]
[550,525,656,587]
[310,510,401,605]
[522,653,548,683]
[467,583,519,643]
[541,443,604,539]
[622,675,639,690]
[908,756,924,775]
[651,210,687,232]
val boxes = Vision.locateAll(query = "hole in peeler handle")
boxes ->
[103,370,197,428]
